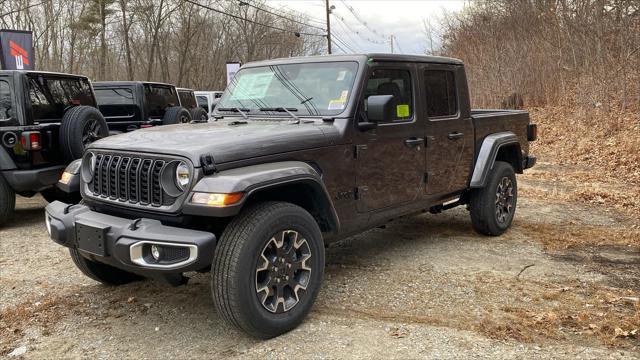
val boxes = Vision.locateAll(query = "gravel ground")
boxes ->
[1,163,639,359]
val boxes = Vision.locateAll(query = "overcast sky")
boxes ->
[268,0,467,55]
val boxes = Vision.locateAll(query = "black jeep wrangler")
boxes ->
[93,81,192,133]
[0,70,108,226]
[46,54,537,338]
[177,88,208,121]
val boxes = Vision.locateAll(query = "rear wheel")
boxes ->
[60,106,109,162]
[189,107,208,121]
[163,106,191,125]
[0,175,15,227]
[212,202,324,338]
[469,161,518,236]
[69,248,143,285]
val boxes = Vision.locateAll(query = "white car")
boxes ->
[194,91,223,118]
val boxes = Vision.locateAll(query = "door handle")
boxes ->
[447,132,464,140]
[404,137,424,148]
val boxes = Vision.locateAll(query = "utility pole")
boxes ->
[325,0,332,54]
[390,35,394,54]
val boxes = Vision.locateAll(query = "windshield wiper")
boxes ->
[217,107,249,119]
[259,107,299,122]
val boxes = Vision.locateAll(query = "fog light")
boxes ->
[45,215,52,236]
[151,244,162,261]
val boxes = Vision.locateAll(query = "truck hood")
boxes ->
[89,120,338,165]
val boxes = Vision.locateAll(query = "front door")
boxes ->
[422,65,474,195]
[356,66,426,212]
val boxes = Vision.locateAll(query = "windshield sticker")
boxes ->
[339,90,349,101]
[336,70,347,81]
[230,72,274,100]
[396,104,410,118]
[328,99,346,110]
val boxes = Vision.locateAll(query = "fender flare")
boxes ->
[0,147,16,171]
[183,161,340,232]
[469,132,521,188]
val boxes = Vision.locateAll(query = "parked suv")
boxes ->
[0,70,108,226]
[46,54,537,338]
[194,90,223,118]
[177,88,208,121]
[93,81,192,133]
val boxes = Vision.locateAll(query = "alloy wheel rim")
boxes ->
[255,230,312,314]
[82,119,102,147]
[495,176,514,224]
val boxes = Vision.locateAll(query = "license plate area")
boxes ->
[75,220,109,257]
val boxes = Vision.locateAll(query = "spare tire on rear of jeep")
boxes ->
[60,106,109,162]
[163,106,192,125]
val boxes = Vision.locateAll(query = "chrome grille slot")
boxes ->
[88,153,178,208]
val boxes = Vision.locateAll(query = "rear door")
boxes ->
[355,64,426,212]
[422,64,474,195]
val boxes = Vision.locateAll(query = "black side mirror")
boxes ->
[359,95,394,131]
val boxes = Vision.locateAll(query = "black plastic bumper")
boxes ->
[523,155,536,169]
[45,201,216,275]
[2,165,65,192]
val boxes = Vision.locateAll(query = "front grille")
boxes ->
[90,153,173,207]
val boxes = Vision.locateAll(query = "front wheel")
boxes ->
[211,202,324,338]
[469,161,518,236]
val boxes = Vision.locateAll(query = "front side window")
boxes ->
[28,76,94,121]
[0,79,13,121]
[365,69,413,122]
[424,70,457,117]
[95,88,135,105]
[144,84,179,118]
[217,61,358,116]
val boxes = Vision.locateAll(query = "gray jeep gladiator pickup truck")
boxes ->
[45,54,537,338]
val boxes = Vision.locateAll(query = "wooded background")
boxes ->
[0,0,324,90]
[439,0,639,113]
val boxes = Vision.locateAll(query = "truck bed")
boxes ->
[471,109,531,159]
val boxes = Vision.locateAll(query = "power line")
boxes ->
[332,16,364,52]
[331,11,385,46]
[185,0,326,37]
[332,34,356,53]
[236,0,326,32]
[339,0,387,40]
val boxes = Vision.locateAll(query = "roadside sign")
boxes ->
[0,30,34,70]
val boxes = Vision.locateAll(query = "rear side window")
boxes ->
[365,69,413,122]
[144,84,179,118]
[0,79,13,121]
[424,70,457,117]
[28,76,94,121]
[95,88,135,105]
[178,90,197,108]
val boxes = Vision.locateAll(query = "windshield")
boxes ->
[216,61,358,116]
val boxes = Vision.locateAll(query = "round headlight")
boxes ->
[81,152,96,183]
[175,162,190,190]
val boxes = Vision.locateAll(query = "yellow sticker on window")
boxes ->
[396,104,410,118]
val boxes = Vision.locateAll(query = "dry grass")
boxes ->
[518,222,640,250]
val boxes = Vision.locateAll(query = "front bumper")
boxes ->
[45,201,216,275]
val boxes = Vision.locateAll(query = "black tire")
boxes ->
[69,248,143,285]
[60,106,109,162]
[212,202,325,339]
[189,107,208,121]
[163,106,191,125]
[469,161,518,236]
[0,175,15,227]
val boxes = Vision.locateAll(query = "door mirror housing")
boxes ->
[359,95,394,131]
